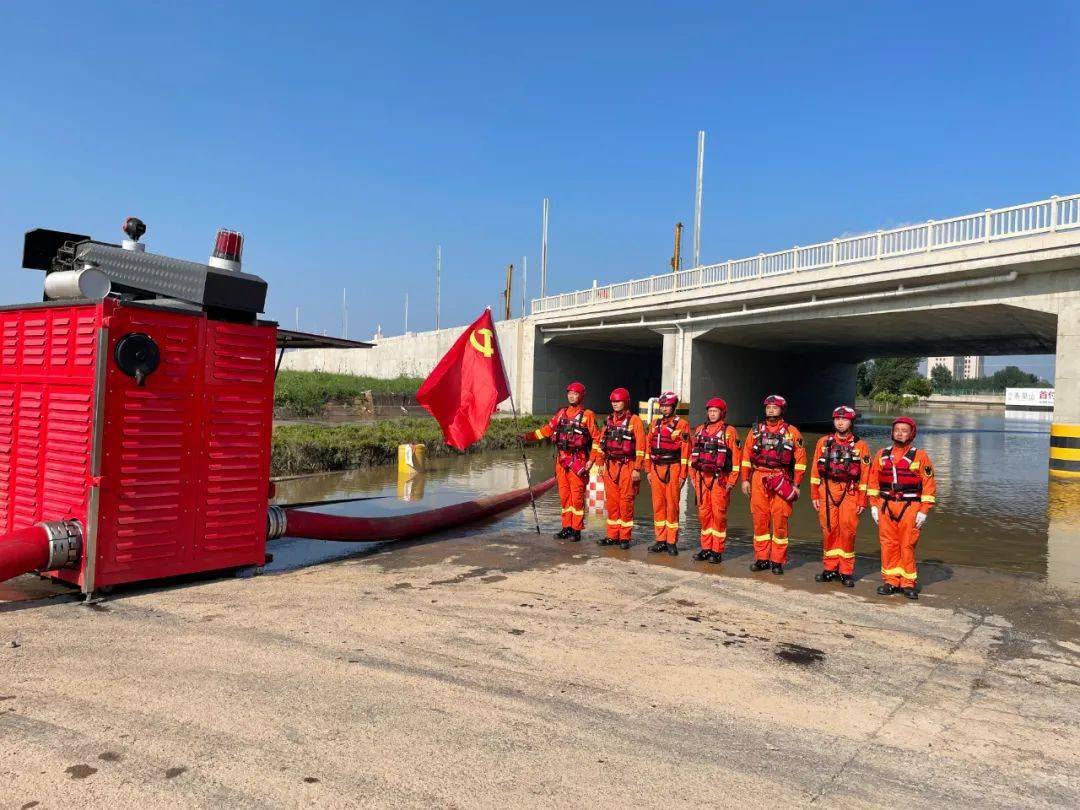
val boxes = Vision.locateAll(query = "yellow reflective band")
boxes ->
[753,533,772,542]
[881,565,906,576]
[666,522,680,529]
[810,477,821,485]
[620,520,635,527]
[654,521,666,527]
[794,464,807,471]
[568,508,585,516]
[680,459,689,465]
[859,485,867,491]
[606,519,619,526]
[741,460,752,467]
[636,450,645,456]
[921,496,936,503]
[560,506,572,513]
[772,537,789,545]
[901,570,918,580]
[867,488,879,496]
[824,549,856,559]
[534,429,545,440]
[910,461,920,470]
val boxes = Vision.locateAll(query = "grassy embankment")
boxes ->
[274,370,423,416]
[272,416,547,476]
[272,368,545,475]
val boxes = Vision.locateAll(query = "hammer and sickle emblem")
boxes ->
[469,328,494,358]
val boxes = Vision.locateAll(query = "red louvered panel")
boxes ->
[12,387,44,528]
[0,384,14,535]
[20,317,47,368]
[41,389,94,521]
[195,322,274,563]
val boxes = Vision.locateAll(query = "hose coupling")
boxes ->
[40,520,83,570]
[266,505,287,541]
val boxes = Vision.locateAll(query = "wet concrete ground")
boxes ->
[2,524,1078,808]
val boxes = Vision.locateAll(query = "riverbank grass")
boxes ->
[275,370,423,416]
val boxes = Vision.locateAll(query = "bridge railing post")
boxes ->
[831,239,838,267]
[926,220,935,252]
[984,209,993,242]
[876,230,884,259]
[1050,195,1059,232]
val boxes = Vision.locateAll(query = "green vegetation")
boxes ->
[929,364,953,389]
[271,415,548,476]
[857,357,926,401]
[274,370,423,416]
[933,365,1050,394]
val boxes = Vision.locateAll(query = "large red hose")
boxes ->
[284,477,556,542]
[0,525,50,584]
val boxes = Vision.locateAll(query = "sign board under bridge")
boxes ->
[1005,388,1055,410]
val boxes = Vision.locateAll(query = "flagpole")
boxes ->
[491,309,542,535]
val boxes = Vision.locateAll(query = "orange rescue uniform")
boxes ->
[810,434,871,576]
[531,405,601,531]
[741,421,807,564]
[689,422,741,554]
[867,445,936,588]
[645,414,691,545]
[595,412,647,541]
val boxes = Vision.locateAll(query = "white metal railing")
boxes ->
[530,193,1080,315]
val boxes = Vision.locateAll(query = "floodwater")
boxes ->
[273,409,1080,593]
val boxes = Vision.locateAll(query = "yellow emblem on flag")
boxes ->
[469,328,494,358]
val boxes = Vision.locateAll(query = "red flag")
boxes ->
[417,309,511,451]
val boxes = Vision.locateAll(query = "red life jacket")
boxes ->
[819,435,862,483]
[690,424,732,475]
[878,446,922,501]
[601,413,636,461]
[649,417,683,465]
[749,422,795,470]
[554,409,591,453]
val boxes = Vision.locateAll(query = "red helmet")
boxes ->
[609,387,630,403]
[658,391,679,407]
[566,381,586,395]
[763,394,787,410]
[892,416,917,440]
[705,397,727,413]
[832,405,857,421]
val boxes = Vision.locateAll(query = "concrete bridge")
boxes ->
[282,194,1080,477]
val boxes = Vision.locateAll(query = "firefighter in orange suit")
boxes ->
[867,416,936,600]
[521,381,600,542]
[740,394,807,575]
[810,405,870,588]
[645,391,690,555]
[689,397,741,564]
[595,387,647,549]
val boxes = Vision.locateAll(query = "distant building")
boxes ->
[927,355,984,381]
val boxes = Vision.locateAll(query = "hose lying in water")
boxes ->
[278,477,556,542]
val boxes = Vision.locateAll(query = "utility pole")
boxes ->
[435,245,441,331]
[342,288,348,339]
[502,264,514,320]
[294,306,300,331]
[670,222,683,272]
[520,255,527,317]
[693,130,705,269]
[404,292,409,335]
[540,198,550,298]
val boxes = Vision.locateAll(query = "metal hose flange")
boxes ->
[41,520,83,569]
[266,505,288,541]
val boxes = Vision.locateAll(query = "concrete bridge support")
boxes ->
[530,340,662,416]
[1051,301,1080,478]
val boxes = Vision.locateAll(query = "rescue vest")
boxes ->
[749,422,795,470]
[690,424,732,475]
[554,410,591,454]
[601,414,636,461]
[878,446,922,501]
[818,435,862,484]
[649,418,683,465]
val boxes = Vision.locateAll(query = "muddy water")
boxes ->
[273,410,1080,592]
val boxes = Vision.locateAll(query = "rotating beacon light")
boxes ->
[209,228,244,273]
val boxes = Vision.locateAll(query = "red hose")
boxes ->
[0,525,50,584]
[284,477,556,542]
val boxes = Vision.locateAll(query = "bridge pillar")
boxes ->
[1051,302,1080,478]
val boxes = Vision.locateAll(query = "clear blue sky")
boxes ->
[1,1,1074,378]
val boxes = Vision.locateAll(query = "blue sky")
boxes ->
[1,1,1074,378]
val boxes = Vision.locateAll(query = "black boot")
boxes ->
[618,541,630,550]
[708,551,722,564]
[840,575,855,588]
[648,541,667,553]
[750,559,771,572]
[876,584,897,596]
[693,549,711,562]
[554,527,571,540]
[568,530,581,543]
[770,562,784,575]
[902,587,918,600]
[814,570,837,583]
[666,543,679,556]
[596,537,612,546]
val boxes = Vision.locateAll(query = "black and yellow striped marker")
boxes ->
[1050,423,1080,478]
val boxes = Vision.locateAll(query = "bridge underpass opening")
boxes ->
[532,332,662,416]
[689,302,1058,426]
